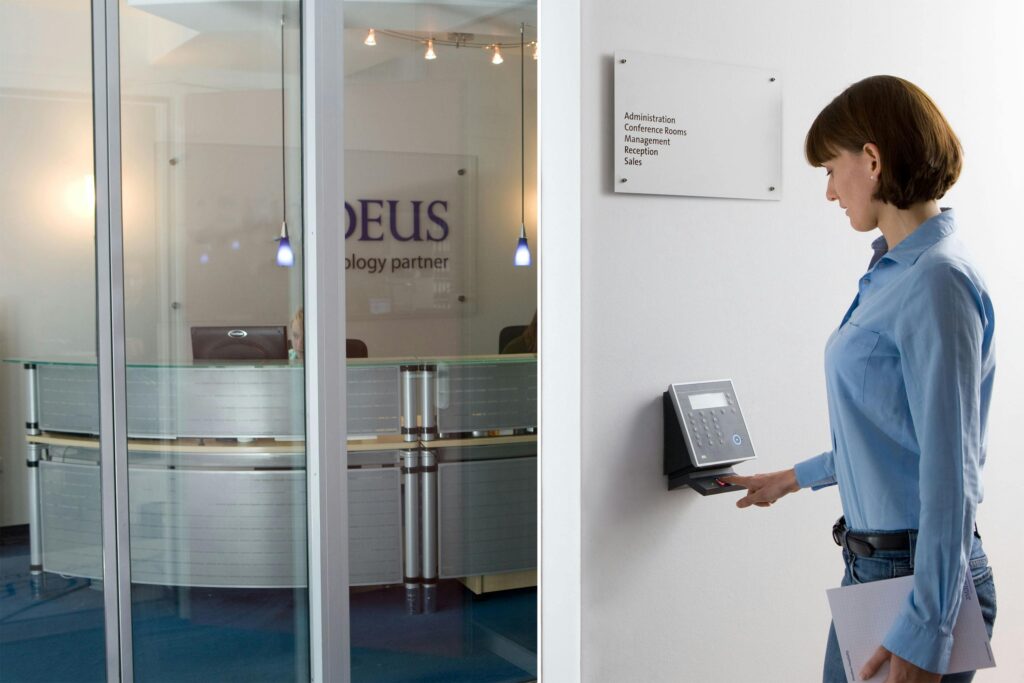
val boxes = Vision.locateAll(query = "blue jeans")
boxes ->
[823,537,997,683]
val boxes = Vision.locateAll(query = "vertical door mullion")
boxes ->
[538,0,584,680]
[302,0,349,680]
[93,0,134,680]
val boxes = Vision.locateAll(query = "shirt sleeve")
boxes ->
[793,450,836,489]
[882,263,988,674]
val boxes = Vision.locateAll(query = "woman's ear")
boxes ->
[862,142,882,177]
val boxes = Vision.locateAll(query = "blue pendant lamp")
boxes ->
[276,15,294,268]
[513,23,532,267]
[276,221,293,267]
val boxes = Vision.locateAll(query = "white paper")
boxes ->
[826,575,995,683]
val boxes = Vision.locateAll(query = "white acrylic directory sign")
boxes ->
[614,51,782,200]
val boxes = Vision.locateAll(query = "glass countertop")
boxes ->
[3,354,537,369]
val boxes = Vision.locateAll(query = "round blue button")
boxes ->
[732,434,743,446]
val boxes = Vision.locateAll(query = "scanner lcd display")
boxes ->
[688,392,728,410]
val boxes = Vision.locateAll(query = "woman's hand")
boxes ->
[860,646,940,682]
[720,468,800,508]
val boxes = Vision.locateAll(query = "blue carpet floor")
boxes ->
[0,531,536,682]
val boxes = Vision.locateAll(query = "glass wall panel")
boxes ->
[0,1,106,681]
[343,3,539,681]
[116,1,309,680]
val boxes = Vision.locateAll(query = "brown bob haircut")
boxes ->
[805,75,962,209]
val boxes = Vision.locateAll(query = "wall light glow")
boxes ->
[64,174,95,221]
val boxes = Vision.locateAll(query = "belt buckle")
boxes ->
[832,518,845,547]
[832,518,875,557]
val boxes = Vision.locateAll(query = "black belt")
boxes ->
[832,516,981,558]
[833,516,913,557]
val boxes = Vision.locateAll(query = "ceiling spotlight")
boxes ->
[364,28,376,46]
[425,38,436,60]
[491,45,503,65]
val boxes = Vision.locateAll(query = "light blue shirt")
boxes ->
[795,209,995,674]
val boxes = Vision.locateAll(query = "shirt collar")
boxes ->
[868,235,888,269]
[877,207,956,266]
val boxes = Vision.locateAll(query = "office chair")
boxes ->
[346,339,369,358]
[498,325,527,353]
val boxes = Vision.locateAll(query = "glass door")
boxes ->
[114,1,310,680]
[2,0,544,680]
[3,0,314,680]
[342,2,539,681]
[0,2,108,681]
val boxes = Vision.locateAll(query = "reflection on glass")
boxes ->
[345,3,539,681]
[0,2,105,681]
[117,1,309,680]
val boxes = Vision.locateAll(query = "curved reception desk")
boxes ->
[9,357,537,603]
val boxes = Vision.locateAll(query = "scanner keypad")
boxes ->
[671,383,754,468]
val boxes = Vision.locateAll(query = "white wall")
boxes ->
[579,1,1024,680]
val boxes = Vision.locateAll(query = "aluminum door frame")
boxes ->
[92,0,133,679]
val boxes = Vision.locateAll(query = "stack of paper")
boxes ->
[826,575,995,683]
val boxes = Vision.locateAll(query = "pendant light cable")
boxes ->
[520,22,525,228]
[275,15,294,267]
[512,22,531,267]
[280,15,287,227]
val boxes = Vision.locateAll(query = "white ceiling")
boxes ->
[129,0,534,35]
[129,0,535,77]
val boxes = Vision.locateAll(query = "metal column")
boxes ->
[420,449,438,613]
[419,365,437,443]
[401,449,422,614]
[400,366,421,443]
[400,366,440,614]
[24,364,43,595]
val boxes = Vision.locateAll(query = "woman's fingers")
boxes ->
[859,645,890,680]
[719,474,752,488]
[736,486,770,508]
[723,473,785,508]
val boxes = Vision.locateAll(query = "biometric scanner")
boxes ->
[663,380,756,495]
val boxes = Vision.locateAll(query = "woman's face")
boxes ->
[822,147,880,233]
[291,320,304,357]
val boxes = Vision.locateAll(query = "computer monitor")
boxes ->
[191,326,289,361]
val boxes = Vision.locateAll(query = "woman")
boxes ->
[288,306,303,360]
[725,75,996,683]
[501,311,538,354]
